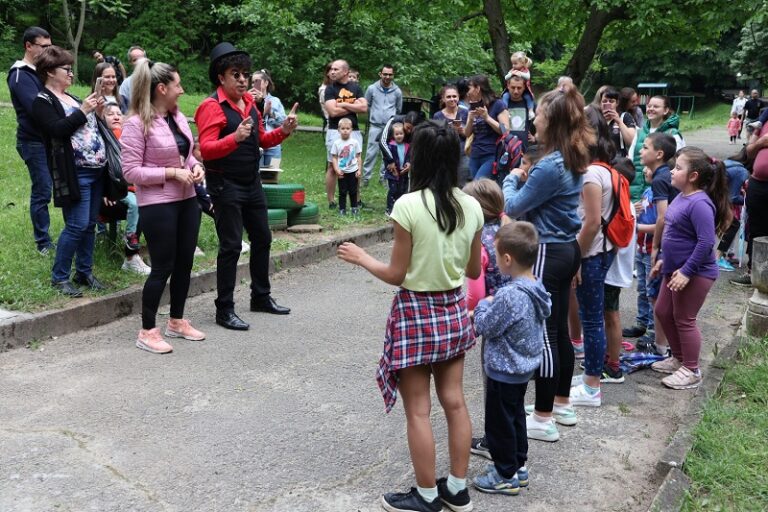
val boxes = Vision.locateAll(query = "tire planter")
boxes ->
[267,208,288,230]
[287,201,320,226]
[263,183,305,209]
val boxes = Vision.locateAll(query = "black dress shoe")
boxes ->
[250,297,290,315]
[216,311,250,330]
[52,280,83,297]
[73,273,106,291]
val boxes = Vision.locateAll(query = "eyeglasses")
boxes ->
[32,42,52,49]
[58,67,74,75]
[229,70,251,80]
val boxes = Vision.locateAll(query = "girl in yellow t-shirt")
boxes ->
[338,119,484,512]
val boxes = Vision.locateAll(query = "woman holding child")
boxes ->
[502,87,594,442]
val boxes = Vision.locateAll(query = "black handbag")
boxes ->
[96,116,128,201]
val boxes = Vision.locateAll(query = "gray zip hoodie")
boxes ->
[364,81,403,126]
[474,276,551,384]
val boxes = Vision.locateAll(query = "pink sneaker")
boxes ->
[165,319,205,341]
[136,328,173,354]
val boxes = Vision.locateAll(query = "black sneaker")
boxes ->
[52,280,83,298]
[328,201,337,210]
[621,324,646,338]
[470,436,491,460]
[381,488,442,512]
[600,364,625,383]
[730,273,753,287]
[437,477,473,512]
[635,331,656,352]
[649,342,671,357]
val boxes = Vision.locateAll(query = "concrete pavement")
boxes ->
[0,241,749,512]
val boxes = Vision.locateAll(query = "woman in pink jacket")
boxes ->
[122,61,205,354]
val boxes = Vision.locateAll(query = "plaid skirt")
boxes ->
[377,287,476,413]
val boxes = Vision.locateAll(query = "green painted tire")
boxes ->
[267,208,288,230]
[287,201,320,226]
[263,183,305,209]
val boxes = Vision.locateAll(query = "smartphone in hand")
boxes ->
[94,77,104,97]
[469,101,483,111]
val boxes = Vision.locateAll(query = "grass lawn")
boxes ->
[682,336,768,511]
[678,101,732,132]
[0,84,388,311]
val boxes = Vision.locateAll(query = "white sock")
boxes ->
[417,485,438,502]
[553,403,573,412]
[531,413,552,424]
[446,474,466,495]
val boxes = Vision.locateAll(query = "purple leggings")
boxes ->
[655,275,715,370]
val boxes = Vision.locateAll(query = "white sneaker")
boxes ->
[241,240,251,253]
[526,414,559,442]
[524,404,577,426]
[122,255,151,275]
[194,246,205,257]
[570,383,602,407]
[571,373,584,387]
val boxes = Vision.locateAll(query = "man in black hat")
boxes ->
[195,42,298,330]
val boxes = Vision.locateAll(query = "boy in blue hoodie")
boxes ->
[470,221,551,496]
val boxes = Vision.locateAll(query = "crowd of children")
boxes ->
[338,49,740,512]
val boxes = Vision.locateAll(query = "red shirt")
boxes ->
[194,86,288,161]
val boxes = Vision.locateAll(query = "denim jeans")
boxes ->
[469,153,495,180]
[16,141,53,250]
[576,251,615,377]
[52,167,104,282]
[634,251,653,329]
[120,191,139,234]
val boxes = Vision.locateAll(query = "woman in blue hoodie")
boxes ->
[502,87,594,442]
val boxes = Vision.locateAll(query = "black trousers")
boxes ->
[746,178,768,269]
[532,240,581,412]
[140,197,201,329]
[386,176,409,213]
[207,175,272,312]
[485,378,528,480]
[338,172,358,211]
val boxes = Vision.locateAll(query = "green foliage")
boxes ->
[216,0,494,112]
[732,6,768,82]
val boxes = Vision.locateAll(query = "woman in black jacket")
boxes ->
[31,46,106,297]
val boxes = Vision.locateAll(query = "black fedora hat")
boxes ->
[208,42,248,87]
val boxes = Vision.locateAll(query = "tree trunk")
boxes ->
[483,0,510,88]
[61,0,86,82]
[565,5,627,86]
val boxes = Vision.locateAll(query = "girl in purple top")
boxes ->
[650,147,732,390]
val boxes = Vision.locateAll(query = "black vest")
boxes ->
[204,91,261,183]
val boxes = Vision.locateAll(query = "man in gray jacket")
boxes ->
[362,65,402,186]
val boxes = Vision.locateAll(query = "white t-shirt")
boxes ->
[578,164,614,258]
[331,137,362,173]
[605,207,637,288]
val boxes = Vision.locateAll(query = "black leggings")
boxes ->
[139,197,201,329]
[532,240,581,413]
[746,178,768,269]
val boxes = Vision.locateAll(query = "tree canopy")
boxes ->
[0,0,759,114]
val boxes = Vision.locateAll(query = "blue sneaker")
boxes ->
[717,256,735,272]
[483,463,528,487]
[473,466,520,495]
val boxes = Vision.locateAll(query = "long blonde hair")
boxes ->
[129,60,178,134]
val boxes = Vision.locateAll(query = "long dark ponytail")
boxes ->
[677,146,733,236]
[409,119,464,234]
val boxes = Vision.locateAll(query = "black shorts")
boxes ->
[604,284,621,312]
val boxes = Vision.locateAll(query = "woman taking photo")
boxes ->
[630,95,684,201]
[502,87,594,442]
[92,62,127,113]
[463,74,509,181]
[31,46,107,298]
[121,60,206,354]
[433,84,469,185]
